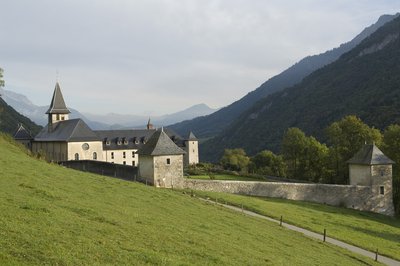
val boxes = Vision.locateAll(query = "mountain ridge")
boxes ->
[200,15,400,162]
[1,88,217,130]
[169,13,400,139]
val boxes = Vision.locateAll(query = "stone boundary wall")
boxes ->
[183,179,394,216]
[61,160,139,182]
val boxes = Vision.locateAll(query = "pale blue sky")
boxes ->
[1,0,399,115]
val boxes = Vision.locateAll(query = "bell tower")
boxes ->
[46,82,70,131]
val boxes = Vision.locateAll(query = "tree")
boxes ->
[0,68,4,88]
[281,128,307,178]
[326,115,382,183]
[382,124,400,215]
[220,148,250,172]
[250,150,287,177]
[282,128,330,181]
[301,136,330,183]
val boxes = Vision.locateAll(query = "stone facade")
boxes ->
[184,139,199,166]
[139,155,184,188]
[182,179,394,216]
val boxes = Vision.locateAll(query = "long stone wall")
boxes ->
[183,179,394,216]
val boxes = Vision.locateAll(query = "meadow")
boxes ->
[191,190,400,261]
[0,135,382,265]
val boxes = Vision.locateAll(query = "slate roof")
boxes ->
[347,144,395,165]
[138,128,186,156]
[13,124,33,140]
[34,119,100,142]
[186,131,198,141]
[46,82,70,114]
[95,128,184,150]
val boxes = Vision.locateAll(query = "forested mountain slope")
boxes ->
[170,14,399,139]
[0,97,41,136]
[201,16,400,162]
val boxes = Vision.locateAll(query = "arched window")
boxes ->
[93,152,97,160]
[74,153,79,160]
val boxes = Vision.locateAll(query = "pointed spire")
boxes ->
[147,117,154,130]
[186,131,197,141]
[46,82,70,114]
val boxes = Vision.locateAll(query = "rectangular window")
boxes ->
[111,152,114,159]
[166,158,171,165]
[132,151,135,158]
[123,161,126,165]
[132,161,135,166]
[380,186,385,195]
[123,152,126,158]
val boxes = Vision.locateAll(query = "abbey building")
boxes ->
[22,83,199,167]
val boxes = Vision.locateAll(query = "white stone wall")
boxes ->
[184,140,199,166]
[153,155,183,188]
[50,114,69,124]
[103,149,138,166]
[138,156,154,184]
[67,141,104,161]
[349,165,372,186]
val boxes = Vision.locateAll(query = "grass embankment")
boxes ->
[186,174,265,181]
[191,190,400,260]
[0,135,382,265]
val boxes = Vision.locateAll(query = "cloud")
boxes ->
[0,0,399,114]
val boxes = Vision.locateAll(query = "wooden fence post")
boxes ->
[323,229,326,242]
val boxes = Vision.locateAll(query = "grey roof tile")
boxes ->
[95,128,184,150]
[13,124,33,140]
[187,131,198,141]
[46,82,70,114]
[34,119,100,142]
[347,144,395,165]
[138,128,185,156]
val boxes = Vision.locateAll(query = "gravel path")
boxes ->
[202,198,400,266]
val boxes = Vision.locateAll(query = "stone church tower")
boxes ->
[46,82,70,131]
[348,143,395,215]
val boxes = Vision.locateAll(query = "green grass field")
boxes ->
[191,190,400,260]
[0,135,384,265]
[185,174,265,181]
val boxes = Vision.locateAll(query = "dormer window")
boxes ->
[141,137,146,144]
[117,138,122,145]
[123,138,128,145]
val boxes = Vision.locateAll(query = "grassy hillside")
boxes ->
[0,135,381,265]
[201,16,400,161]
[192,190,400,261]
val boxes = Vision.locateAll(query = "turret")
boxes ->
[184,131,199,166]
[46,82,70,131]
[347,143,395,215]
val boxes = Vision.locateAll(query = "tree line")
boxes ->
[219,115,400,214]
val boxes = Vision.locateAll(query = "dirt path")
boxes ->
[202,199,400,266]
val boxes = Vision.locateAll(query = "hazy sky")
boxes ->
[1,1,399,115]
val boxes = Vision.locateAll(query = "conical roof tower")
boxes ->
[46,82,70,114]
